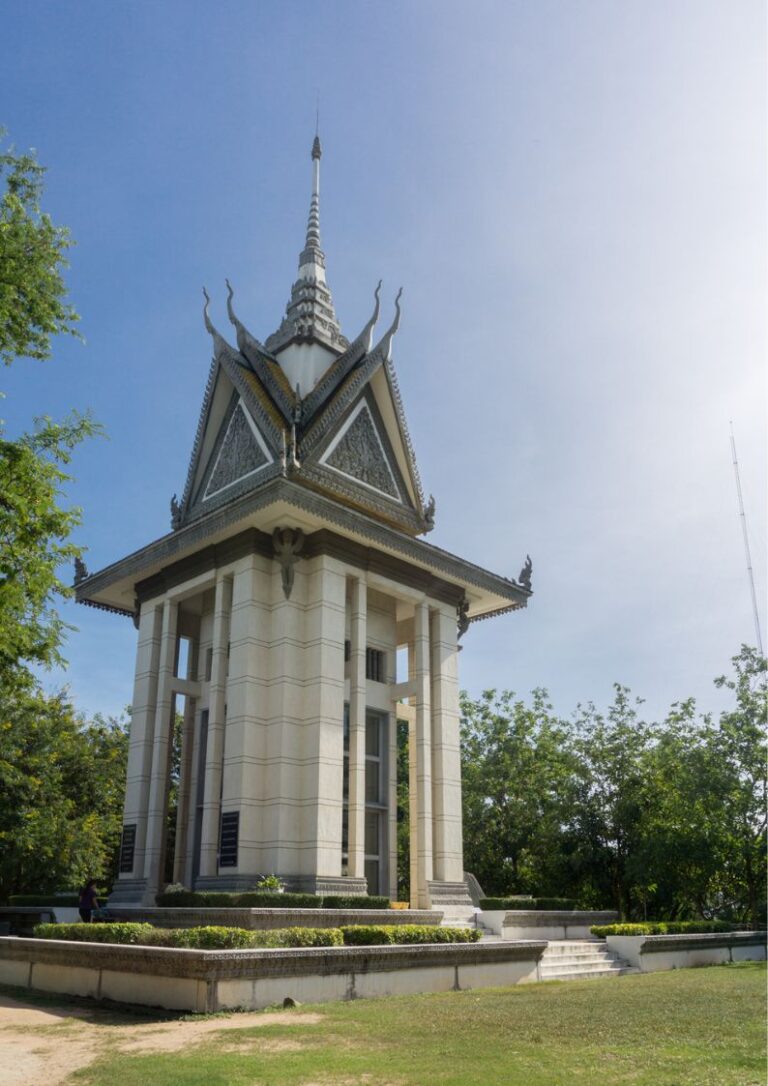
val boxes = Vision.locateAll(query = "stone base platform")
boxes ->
[0,936,547,1013]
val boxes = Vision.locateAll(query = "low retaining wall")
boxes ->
[480,910,619,941]
[604,931,767,972]
[107,907,440,930]
[0,937,546,1013]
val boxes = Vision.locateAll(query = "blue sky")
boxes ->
[2,0,765,722]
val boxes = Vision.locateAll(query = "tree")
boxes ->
[0,671,128,899]
[0,132,98,675]
[460,688,576,897]
[0,131,80,365]
[0,131,117,897]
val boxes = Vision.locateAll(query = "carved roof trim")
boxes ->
[75,477,529,611]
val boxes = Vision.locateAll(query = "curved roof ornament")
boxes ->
[363,279,382,350]
[375,287,403,362]
[202,286,230,357]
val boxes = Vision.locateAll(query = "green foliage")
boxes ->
[154,889,392,909]
[262,927,344,948]
[461,649,767,926]
[479,897,576,911]
[0,132,81,366]
[461,688,577,898]
[322,895,391,910]
[340,924,479,946]
[144,926,259,950]
[255,873,284,892]
[34,922,154,944]
[0,412,99,673]
[0,676,128,901]
[591,921,739,936]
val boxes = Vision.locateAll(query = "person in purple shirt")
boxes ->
[78,880,99,923]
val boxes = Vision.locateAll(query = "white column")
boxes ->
[119,602,162,883]
[347,577,367,879]
[302,556,346,881]
[413,600,433,908]
[220,554,271,878]
[430,607,464,882]
[142,599,178,896]
[199,574,233,878]
[388,709,398,901]
[173,694,197,885]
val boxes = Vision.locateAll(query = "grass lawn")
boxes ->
[11,962,755,1086]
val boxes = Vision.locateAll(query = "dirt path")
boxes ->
[0,992,323,1085]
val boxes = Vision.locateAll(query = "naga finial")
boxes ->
[73,556,89,585]
[423,494,436,532]
[170,494,183,530]
[225,278,238,327]
[202,287,213,334]
[518,554,533,591]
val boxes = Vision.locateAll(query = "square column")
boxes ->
[219,553,271,877]
[347,576,367,879]
[111,602,162,901]
[430,607,464,882]
[173,693,197,885]
[301,555,347,882]
[142,598,178,899]
[412,600,433,908]
[199,574,233,878]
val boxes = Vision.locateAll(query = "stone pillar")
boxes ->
[387,709,398,901]
[142,599,178,899]
[173,694,197,885]
[301,555,346,883]
[347,576,367,879]
[412,600,433,908]
[430,607,464,882]
[220,553,271,879]
[113,602,162,899]
[199,574,233,878]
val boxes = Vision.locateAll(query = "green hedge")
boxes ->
[154,890,392,910]
[591,921,737,937]
[33,923,343,949]
[155,890,322,909]
[34,922,155,944]
[479,897,577,911]
[321,895,391,910]
[340,925,480,946]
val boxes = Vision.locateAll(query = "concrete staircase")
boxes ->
[538,940,634,981]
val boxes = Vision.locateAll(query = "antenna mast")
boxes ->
[729,421,764,655]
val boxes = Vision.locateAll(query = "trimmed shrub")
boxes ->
[235,892,321,909]
[479,897,576,911]
[341,925,480,946]
[263,927,344,948]
[591,921,737,937]
[154,890,322,909]
[34,922,154,944]
[322,895,391,910]
[144,926,257,949]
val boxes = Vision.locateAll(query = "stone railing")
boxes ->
[603,930,767,972]
[0,936,547,1013]
[480,910,619,940]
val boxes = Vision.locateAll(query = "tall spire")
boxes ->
[300,135,323,268]
[265,134,348,358]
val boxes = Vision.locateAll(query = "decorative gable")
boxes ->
[319,398,401,501]
[201,398,272,502]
